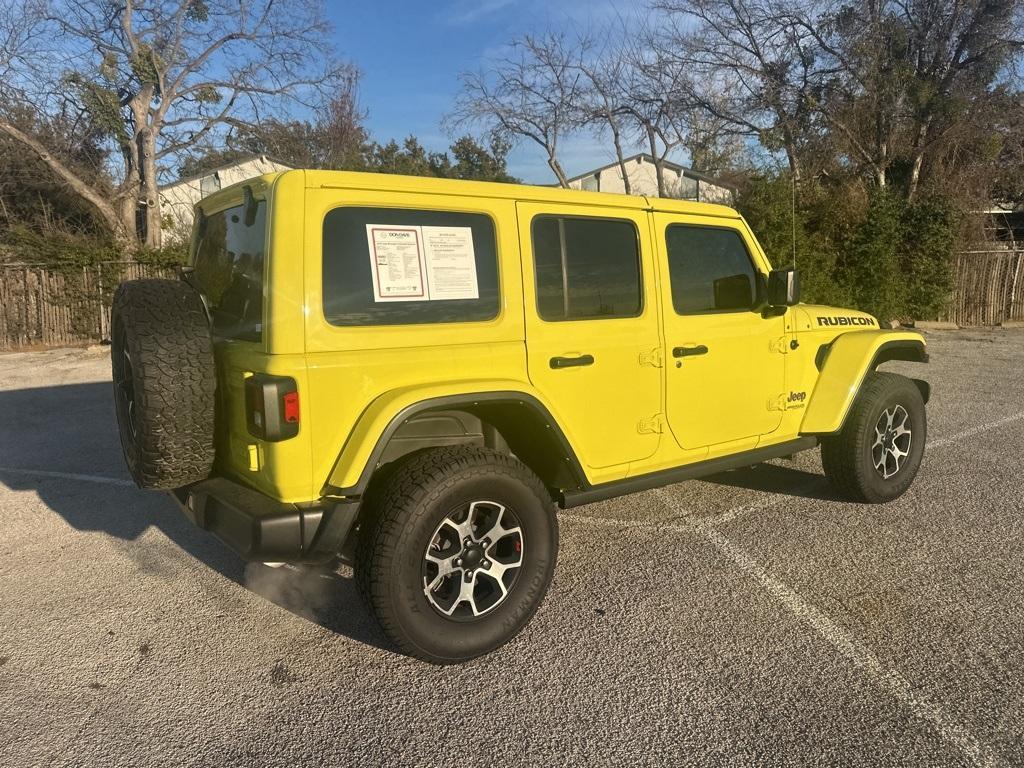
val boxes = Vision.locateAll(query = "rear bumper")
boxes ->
[170,477,359,564]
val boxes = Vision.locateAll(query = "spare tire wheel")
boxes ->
[111,278,217,489]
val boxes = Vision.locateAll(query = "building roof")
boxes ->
[160,154,293,191]
[566,153,736,190]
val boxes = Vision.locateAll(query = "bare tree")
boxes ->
[0,0,349,249]
[449,32,589,188]
[575,33,635,194]
[616,25,692,197]
[656,0,814,182]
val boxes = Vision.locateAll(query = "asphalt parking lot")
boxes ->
[1,329,1022,767]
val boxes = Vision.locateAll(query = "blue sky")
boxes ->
[325,0,648,184]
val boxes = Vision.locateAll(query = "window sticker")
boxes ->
[365,224,479,302]
[366,226,426,301]
[422,226,479,300]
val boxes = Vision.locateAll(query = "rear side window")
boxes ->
[532,216,642,321]
[322,207,499,326]
[665,225,759,314]
[192,200,267,342]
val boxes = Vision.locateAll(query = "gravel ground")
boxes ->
[0,330,1022,767]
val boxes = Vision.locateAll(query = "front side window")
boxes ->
[192,199,267,342]
[532,216,642,321]
[665,225,759,314]
[322,207,499,326]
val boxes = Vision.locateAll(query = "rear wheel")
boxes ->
[356,446,557,664]
[821,372,926,503]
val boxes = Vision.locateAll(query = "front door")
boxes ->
[654,214,786,450]
[518,202,663,473]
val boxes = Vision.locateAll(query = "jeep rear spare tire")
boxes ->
[357,446,558,664]
[111,279,216,490]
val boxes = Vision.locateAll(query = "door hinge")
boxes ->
[638,415,664,434]
[638,347,664,368]
[769,336,791,355]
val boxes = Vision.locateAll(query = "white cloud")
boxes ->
[444,0,517,26]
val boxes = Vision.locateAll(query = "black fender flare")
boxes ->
[325,391,589,497]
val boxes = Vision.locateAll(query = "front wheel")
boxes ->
[356,446,558,664]
[821,372,926,503]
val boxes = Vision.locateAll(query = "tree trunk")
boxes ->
[907,121,929,200]
[548,154,569,188]
[116,191,139,249]
[646,126,665,197]
[609,119,631,195]
[0,120,135,248]
[140,128,162,249]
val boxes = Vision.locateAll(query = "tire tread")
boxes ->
[111,279,216,489]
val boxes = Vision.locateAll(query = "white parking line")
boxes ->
[642,487,1001,766]
[0,467,135,488]
[927,410,1024,449]
[700,527,1000,768]
[568,497,1002,765]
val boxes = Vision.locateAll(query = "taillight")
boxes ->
[244,374,300,441]
[282,391,300,424]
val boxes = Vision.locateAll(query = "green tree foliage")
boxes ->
[738,178,957,320]
[737,177,849,309]
[900,194,956,320]
[0,104,112,242]
[447,135,518,182]
[181,128,518,184]
[180,89,372,177]
[844,189,906,322]
[368,135,517,182]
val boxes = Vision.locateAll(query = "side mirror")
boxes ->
[767,268,801,307]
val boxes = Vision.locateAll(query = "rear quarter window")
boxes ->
[322,207,500,326]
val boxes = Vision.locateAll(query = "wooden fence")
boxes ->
[1,250,1022,349]
[0,262,174,350]
[941,249,1024,327]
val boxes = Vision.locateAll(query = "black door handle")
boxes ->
[550,354,595,369]
[672,345,709,358]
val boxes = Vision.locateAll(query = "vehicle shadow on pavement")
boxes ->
[704,461,845,502]
[0,381,393,654]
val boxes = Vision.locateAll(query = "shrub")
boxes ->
[737,177,849,308]
[900,193,955,320]
[737,176,956,321]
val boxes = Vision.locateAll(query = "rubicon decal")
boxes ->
[816,316,876,327]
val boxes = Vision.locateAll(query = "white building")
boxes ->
[566,153,734,203]
[159,155,292,241]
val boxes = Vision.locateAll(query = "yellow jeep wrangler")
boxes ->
[111,170,929,663]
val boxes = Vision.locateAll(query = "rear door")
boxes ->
[517,202,662,475]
